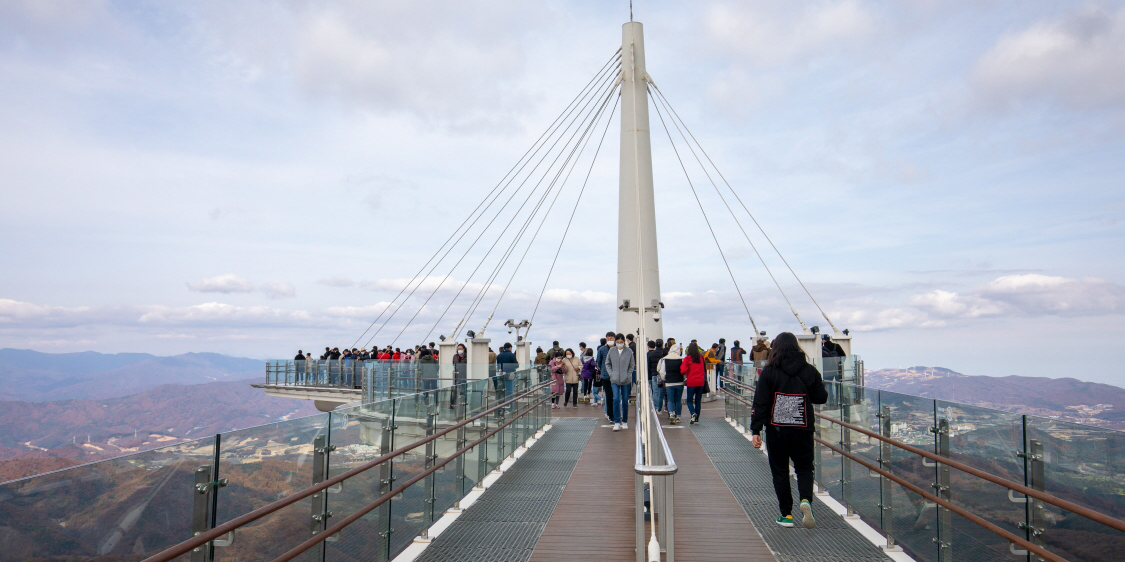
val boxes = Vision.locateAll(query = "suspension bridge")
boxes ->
[1,20,1122,562]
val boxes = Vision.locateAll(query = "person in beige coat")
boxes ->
[562,348,583,408]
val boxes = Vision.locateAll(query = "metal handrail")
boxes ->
[720,379,1125,562]
[142,379,550,562]
[719,375,1125,534]
[634,401,678,475]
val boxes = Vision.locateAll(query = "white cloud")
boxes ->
[360,276,501,296]
[703,0,877,66]
[972,7,1125,110]
[540,289,614,304]
[187,274,255,294]
[318,277,356,287]
[286,1,535,127]
[137,303,312,326]
[260,281,296,300]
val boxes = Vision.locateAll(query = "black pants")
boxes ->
[765,426,816,516]
[580,378,592,396]
[602,378,615,419]
[564,383,579,406]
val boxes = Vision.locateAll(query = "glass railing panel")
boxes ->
[0,437,214,560]
[877,389,938,561]
[384,389,439,557]
[321,399,394,561]
[839,382,883,531]
[934,399,1027,560]
[815,381,845,501]
[432,385,470,523]
[212,413,329,560]
[1025,415,1125,560]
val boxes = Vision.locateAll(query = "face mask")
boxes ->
[616,342,624,350]
[566,353,573,358]
[458,350,465,355]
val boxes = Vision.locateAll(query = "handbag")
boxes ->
[656,358,665,377]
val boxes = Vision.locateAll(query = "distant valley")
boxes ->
[0,348,263,401]
[0,349,318,483]
[866,366,1125,432]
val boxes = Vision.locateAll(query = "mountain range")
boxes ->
[865,366,1125,431]
[0,348,263,402]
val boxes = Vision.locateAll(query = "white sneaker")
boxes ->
[622,422,628,429]
[613,423,621,431]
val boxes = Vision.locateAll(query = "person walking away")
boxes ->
[451,344,467,409]
[580,350,598,406]
[626,334,637,390]
[596,333,614,419]
[752,337,770,375]
[605,333,635,430]
[821,334,845,382]
[563,349,582,408]
[547,340,564,361]
[294,350,305,384]
[419,349,439,399]
[646,340,665,414]
[663,343,684,424]
[681,343,707,424]
[750,332,829,529]
[729,340,745,383]
[496,343,518,406]
[577,343,590,402]
[534,347,548,383]
[548,351,566,409]
[715,338,728,389]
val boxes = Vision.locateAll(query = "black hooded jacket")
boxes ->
[750,351,828,434]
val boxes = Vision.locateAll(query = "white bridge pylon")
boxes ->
[617,21,663,341]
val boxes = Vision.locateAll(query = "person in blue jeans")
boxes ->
[662,343,684,424]
[681,342,707,424]
[495,343,519,410]
[604,333,635,431]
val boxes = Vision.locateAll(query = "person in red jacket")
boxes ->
[680,342,707,424]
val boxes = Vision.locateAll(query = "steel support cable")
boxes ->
[528,96,620,334]
[365,58,622,348]
[408,77,621,345]
[650,89,759,334]
[451,85,617,338]
[370,62,621,348]
[465,84,620,339]
[350,52,621,348]
[388,73,622,346]
[142,379,550,562]
[440,83,620,343]
[720,389,1067,562]
[650,88,808,332]
[650,83,840,335]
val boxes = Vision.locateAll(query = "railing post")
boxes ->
[190,464,213,562]
[456,388,468,497]
[421,404,438,537]
[841,384,854,515]
[376,403,396,562]
[477,391,490,487]
[635,472,644,562]
[876,404,895,549]
[309,433,336,560]
[1026,439,1046,561]
[933,417,952,561]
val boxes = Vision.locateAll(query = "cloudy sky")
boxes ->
[1,1,1123,385]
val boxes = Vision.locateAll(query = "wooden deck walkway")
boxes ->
[529,406,775,562]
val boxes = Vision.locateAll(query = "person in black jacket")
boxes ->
[750,332,828,530]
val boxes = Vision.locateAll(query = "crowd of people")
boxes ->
[291,330,845,530]
[534,333,761,428]
[294,343,446,363]
[535,330,840,531]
